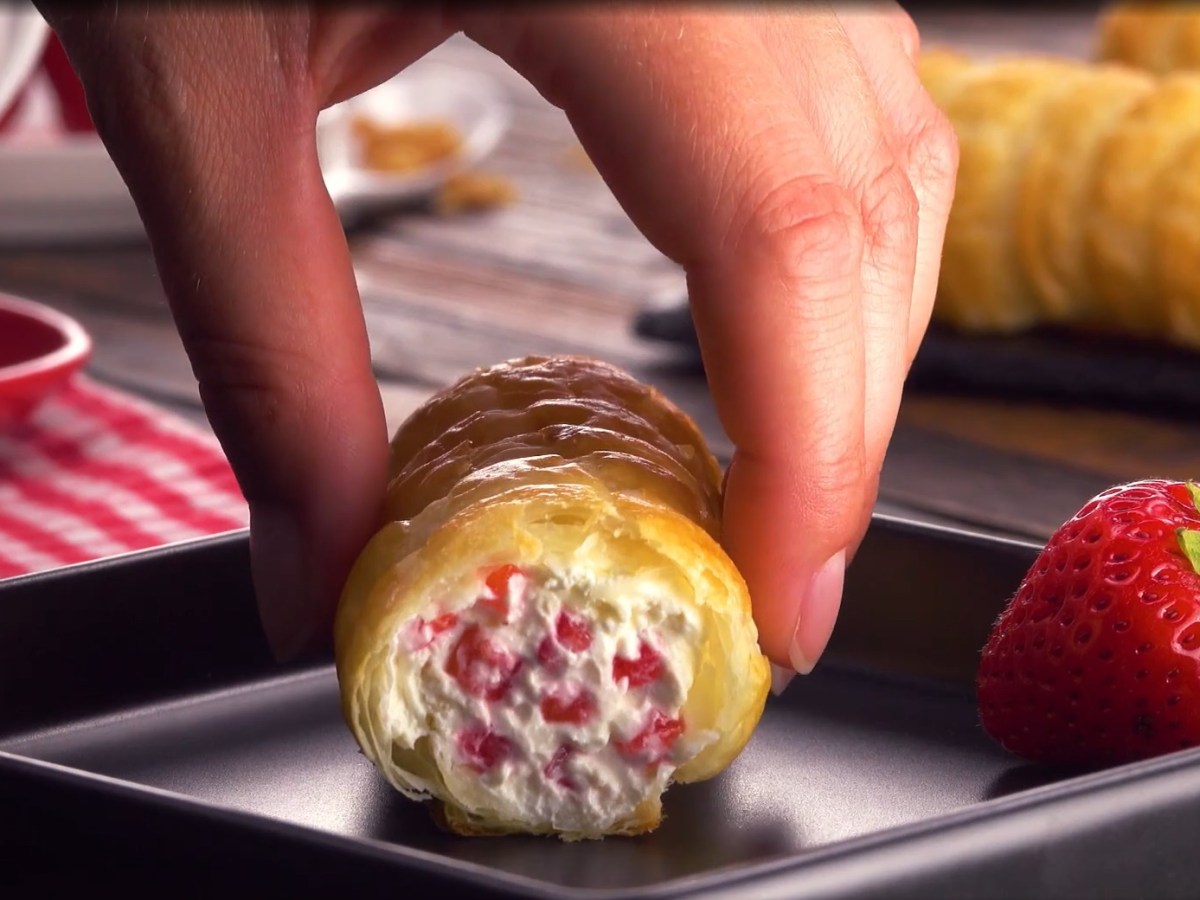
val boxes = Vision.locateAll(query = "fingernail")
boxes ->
[249,505,316,662]
[770,663,796,696]
[788,550,847,675]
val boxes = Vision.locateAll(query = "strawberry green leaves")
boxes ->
[1176,481,1200,573]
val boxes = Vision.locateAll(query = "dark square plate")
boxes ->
[2,518,1198,898]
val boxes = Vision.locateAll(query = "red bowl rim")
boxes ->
[0,292,92,382]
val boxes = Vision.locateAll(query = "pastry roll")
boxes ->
[1153,131,1200,346]
[1015,65,1153,323]
[334,356,771,840]
[933,56,1082,332]
[1097,3,1200,74]
[1083,74,1200,337]
[918,49,1200,349]
[916,47,973,109]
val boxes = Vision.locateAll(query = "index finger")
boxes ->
[459,7,872,669]
[48,9,392,659]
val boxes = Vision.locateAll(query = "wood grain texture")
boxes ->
[2,14,1195,546]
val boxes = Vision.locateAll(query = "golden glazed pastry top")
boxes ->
[382,356,724,539]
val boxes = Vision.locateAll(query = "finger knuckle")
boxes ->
[187,333,308,434]
[858,156,919,254]
[739,176,864,286]
[737,439,866,512]
[805,442,868,515]
[904,104,960,196]
[186,333,333,502]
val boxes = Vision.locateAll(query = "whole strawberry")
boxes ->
[978,479,1200,766]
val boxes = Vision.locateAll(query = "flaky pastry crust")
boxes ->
[334,356,770,840]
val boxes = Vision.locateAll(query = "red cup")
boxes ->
[0,33,94,135]
[42,33,93,133]
[0,294,92,426]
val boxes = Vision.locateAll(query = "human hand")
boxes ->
[38,3,956,675]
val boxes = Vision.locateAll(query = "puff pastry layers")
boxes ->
[1097,3,1200,74]
[334,356,770,840]
[920,48,1200,348]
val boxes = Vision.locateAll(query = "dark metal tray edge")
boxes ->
[9,513,1190,898]
[6,730,1200,900]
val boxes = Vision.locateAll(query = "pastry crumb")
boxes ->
[352,116,464,173]
[434,171,519,215]
[564,142,598,173]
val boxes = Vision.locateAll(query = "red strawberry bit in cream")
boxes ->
[616,710,685,765]
[544,744,578,790]
[478,563,526,622]
[535,610,594,672]
[445,624,521,701]
[536,634,566,671]
[391,563,709,833]
[457,726,512,773]
[555,610,593,652]
[540,685,598,724]
[404,612,460,652]
[613,641,664,688]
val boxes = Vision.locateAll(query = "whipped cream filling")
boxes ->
[380,563,713,833]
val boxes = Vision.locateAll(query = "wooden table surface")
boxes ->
[4,7,1198,548]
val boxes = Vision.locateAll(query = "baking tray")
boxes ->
[634,302,1200,417]
[4,517,1200,898]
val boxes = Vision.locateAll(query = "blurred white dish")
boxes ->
[318,62,510,222]
[0,72,144,245]
[0,133,145,244]
[0,61,510,245]
[0,4,47,121]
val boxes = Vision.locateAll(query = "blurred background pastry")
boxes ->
[1097,2,1200,73]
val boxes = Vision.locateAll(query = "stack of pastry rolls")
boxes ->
[921,48,1200,348]
[1097,2,1200,74]
[334,356,770,840]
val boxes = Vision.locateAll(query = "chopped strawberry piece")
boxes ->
[445,625,521,701]
[478,564,526,621]
[613,641,664,688]
[536,635,566,672]
[540,686,597,724]
[403,612,459,652]
[486,563,524,600]
[534,611,593,673]
[615,710,685,765]
[544,744,577,790]
[457,726,512,773]
[555,610,593,652]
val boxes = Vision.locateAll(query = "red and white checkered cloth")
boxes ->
[0,375,249,580]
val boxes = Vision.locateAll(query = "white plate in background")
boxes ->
[0,61,510,245]
[0,73,143,245]
[318,62,511,221]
